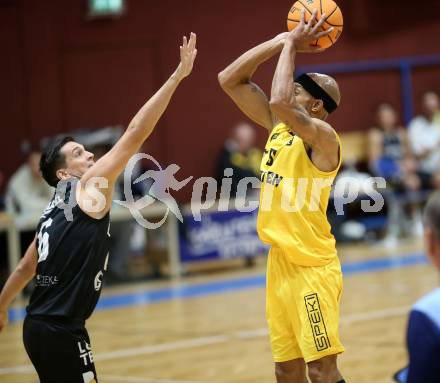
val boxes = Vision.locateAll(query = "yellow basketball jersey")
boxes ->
[257,122,341,266]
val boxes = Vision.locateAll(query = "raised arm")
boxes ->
[77,33,197,217]
[218,33,289,131]
[0,238,38,332]
[269,11,338,169]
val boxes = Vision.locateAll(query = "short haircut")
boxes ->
[423,192,440,237]
[40,136,74,187]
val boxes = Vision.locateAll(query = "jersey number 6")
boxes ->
[37,218,53,263]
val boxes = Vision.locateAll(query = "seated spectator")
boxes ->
[217,122,262,198]
[408,91,440,189]
[368,103,422,239]
[368,103,420,191]
[394,192,440,383]
[6,145,53,229]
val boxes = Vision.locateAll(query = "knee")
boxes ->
[308,366,326,383]
[275,362,304,382]
[275,365,293,382]
[308,359,336,383]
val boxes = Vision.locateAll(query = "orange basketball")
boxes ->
[287,0,343,50]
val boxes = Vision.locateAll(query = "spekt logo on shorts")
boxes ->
[304,293,331,352]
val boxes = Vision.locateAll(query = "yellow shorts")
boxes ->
[266,247,345,363]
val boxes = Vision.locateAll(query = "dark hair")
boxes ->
[40,136,75,187]
[423,192,440,237]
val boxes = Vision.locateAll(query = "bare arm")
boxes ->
[269,11,332,145]
[78,33,197,217]
[0,238,38,332]
[268,11,339,171]
[269,37,318,139]
[218,33,289,131]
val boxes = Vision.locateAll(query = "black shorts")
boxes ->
[23,315,98,383]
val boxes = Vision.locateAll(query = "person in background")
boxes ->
[408,91,440,189]
[368,103,420,191]
[6,145,53,230]
[369,103,423,238]
[216,122,263,267]
[394,191,440,383]
[217,122,262,198]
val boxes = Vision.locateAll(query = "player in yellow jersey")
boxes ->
[219,10,345,383]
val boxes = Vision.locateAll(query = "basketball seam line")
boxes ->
[324,21,343,27]
[294,22,332,47]
[326,4,339,18]
[295,1,341,28]
[320,0,323,16]
[313,23,333,46]
[297,0,314,16]
[323,5,340,26]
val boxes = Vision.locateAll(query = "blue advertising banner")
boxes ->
[179,209,268,263]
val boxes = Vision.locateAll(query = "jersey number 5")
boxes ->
[37,218,53,263]
[266,149,278,166]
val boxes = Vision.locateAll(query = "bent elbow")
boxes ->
[218,73,236,93]
[269,98,280,110]
[218,71,229,88]
[269,98,290,113]
[218,70,248,91]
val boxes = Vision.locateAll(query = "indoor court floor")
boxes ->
[0,237,437,383]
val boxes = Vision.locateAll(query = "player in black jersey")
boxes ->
[0,33,197,383]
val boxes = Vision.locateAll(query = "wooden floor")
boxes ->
[0,238,438,383]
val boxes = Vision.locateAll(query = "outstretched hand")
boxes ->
[176,32,197,80]
[287,9,333,53]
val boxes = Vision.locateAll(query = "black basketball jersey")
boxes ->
[27,178,111,322]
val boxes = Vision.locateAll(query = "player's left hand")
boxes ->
[287,9,333,53]
[176,32,197,80]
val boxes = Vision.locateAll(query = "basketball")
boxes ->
[287,0,343,49]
